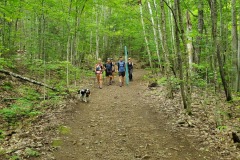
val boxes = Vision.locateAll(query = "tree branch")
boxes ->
[0,69,58,91]
[162,0,180,33]
[182,0,198,17]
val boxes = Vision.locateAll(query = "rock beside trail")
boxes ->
[148,82,158,88]
[232,132,240,143]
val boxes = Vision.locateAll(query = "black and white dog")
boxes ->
[77,89,91,102]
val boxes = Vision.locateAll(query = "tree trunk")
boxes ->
[195,0,203,64]
[231,0,238,91]
[186,11,194,114]
[167,0,177,76]
[147,1,161,68]
[67,36,70,88]
[96,10,99,59]
[216,45,232,101]
[238,37,240,91]
[209,0,218,92]
[176,1,186,51]
[139,2,152,68]
[160,0,173,98]
[153,0,164,60]
[174,0,188,109]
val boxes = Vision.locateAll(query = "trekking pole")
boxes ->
[124,46,129,86]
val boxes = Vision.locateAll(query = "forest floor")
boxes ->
[48,69,222,160]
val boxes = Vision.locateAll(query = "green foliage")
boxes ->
[9,155,21,160]
[25,148,40,157]
[0,58,6,69]
[17,87,40,100]
[58,125,71,135]
[157,77,167,85]
[0,130,5,141]
[0,57,14,69]
[217,125,227,131]
[2,82,13,91]
[52,139,63,147]
[0,99,42,124]
[22,58,94,90]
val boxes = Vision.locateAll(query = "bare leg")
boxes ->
[96,74,100,87]
[109,75,113,84]
[119,76,122,87]
[99,74,103,88]
[107,76,110,85]
[122,76,124,86]
[112,72,115,82]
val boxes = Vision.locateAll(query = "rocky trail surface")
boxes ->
[51,69,218,160]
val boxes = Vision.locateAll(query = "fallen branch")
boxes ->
[0,69,58,91]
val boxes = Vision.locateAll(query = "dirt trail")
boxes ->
[53,69,216,160]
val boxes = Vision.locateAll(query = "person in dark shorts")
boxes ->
[104,58,113,85]
[128,57,133,81]
[110,58,115,83]
[117,56,125,87]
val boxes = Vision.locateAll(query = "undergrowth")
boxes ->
[0,57,94,127]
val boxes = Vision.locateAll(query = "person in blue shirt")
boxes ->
[117,56,125,87]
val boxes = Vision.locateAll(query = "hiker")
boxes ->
[95,58,103,89]
[117,56,125,87]
[104,58,113,85]
[110,58,115,82]
[128,57,133,81]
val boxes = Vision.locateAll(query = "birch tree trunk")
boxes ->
[160,0,173,98]
[90,31,93,54]
[73,4,79,66]
[153,0,164,55]
[96,33,99,60]
[147,1,161,68]
[65,0,73,87]
[186,11,194,114]
[67,36,70,87]
[139,2,152,68]
[96,8,99,59]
